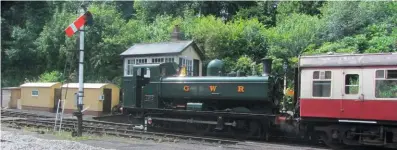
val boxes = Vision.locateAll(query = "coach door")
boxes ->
[340,69,363,120]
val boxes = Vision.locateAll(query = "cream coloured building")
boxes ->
[20,82,61,112]
[120,25,205,77]
[61,83,120,116]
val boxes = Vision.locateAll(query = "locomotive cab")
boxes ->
[122,62,178,109]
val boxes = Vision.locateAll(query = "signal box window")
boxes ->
[136,58,147,64]
[137,68,150,78]
[345,74,359,94]
[152,57,175,64]
[125,58,149,76]
[179,57,193,76]
[375,70,397,98]
[125,59,135,76]
[312,71,332,97]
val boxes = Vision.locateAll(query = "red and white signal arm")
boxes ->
[65,14,86,37]
[64,11,93,37]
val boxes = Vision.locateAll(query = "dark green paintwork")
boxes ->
[122,77,134,106]
[142,82,159,108]
[122,62,178,108]
[206,59,225,76]
[122,61,271,109]
[160,76,269,101]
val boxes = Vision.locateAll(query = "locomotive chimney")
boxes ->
[262,58,272,76]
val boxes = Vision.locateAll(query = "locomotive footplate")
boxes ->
[124,107,277,120]
[124,107,278,135]
[135,108,282,140]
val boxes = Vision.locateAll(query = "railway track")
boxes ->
[1,110,53,119]
[1,109,333,149]
[1,109,243,146]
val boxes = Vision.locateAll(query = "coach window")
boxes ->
[312,71,332,97]
[345,74,359,94]
[375,69,397,98]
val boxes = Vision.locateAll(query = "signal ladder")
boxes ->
[54,99,66,132]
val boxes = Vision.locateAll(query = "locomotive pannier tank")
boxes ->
[161,76,269,101]
[159,58,274,113]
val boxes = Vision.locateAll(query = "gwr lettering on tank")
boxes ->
[209,86,217,92]
[237,86,244,93]
[183,85,245,93]
[183,85,190,92]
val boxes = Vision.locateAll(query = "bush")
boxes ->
[38,71,64,82]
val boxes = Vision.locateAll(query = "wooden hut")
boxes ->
[20,82,62,112]
[1,87,21,109]
[61,83,120,116]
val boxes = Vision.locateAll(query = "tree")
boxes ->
[234,1,277,27]
[276,1,324,17]
[318,1,396,42]
[38,71,64,82]
[232,55,263,76]
[2,1,397,89]
[133,1,257,22]
[266,13,323,59]
[1,1,54,86]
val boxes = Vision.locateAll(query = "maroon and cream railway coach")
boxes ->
[295,53,397,148]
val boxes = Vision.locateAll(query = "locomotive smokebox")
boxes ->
[262,58,272,76]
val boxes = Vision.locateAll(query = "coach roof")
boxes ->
[299,53,397,68]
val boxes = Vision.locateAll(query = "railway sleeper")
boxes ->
[3,116,240,146]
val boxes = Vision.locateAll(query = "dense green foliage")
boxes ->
[2,1,397,90]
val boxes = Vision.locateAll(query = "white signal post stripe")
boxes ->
[70,23,78,33]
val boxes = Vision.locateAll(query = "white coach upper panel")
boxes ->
[299,53,397,68]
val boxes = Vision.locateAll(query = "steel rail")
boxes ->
[1,116,241,145]
[1,109,329,149]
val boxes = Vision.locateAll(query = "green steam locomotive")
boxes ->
[120,58,282,139]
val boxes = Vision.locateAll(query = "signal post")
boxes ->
[64,3,93,137]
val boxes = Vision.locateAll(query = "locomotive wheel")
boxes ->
[195,124,211,136]
[231,120,261,140]
[230,107,261,140]
[248,121,261,137]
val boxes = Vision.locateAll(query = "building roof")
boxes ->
[2,87,21,90]
[61,83,112,89]
[120,40,204,59]
[20,82,60,88]
[299,53,397,68]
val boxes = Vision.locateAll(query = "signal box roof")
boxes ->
[120,40,205,59]
[299,53,397,68]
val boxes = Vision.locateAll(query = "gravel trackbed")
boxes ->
[1,129,111,150]
[1,125,328,150]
